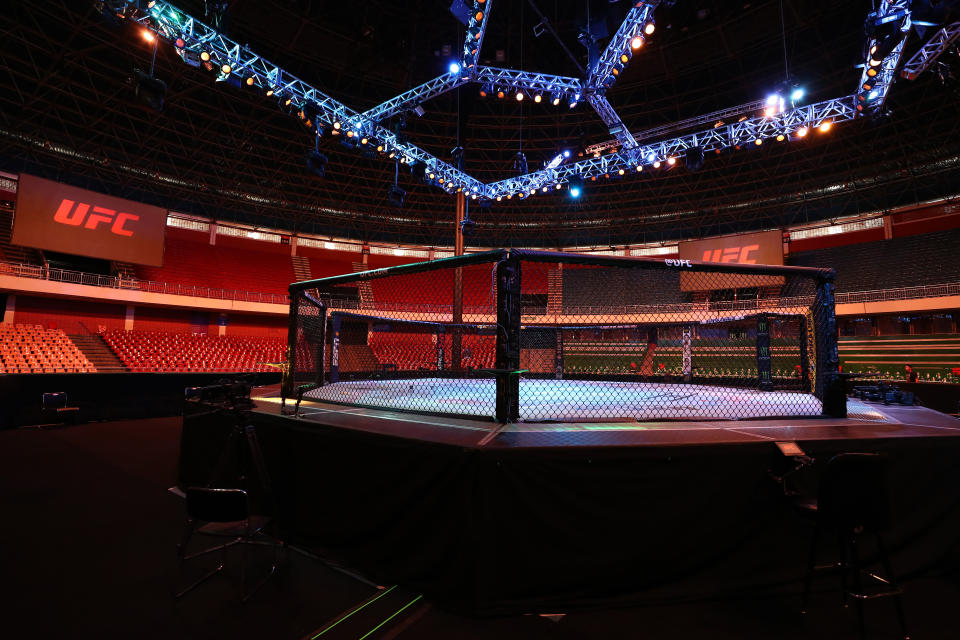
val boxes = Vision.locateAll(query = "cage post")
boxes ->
[554,327,564,379]
[682,325,693,383]
[282,292,300,406]
[813,274,845,417]
[756,314,773,391]
[329,311,342,384]
[496,253,521,422]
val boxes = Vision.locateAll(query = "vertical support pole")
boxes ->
[554,327,564,379]
[756,314,773,391]
[436,326,445,371]
[496,252,521,423]
[283,292,300,405]
[329,312,342,384]
[799,314,811,389]
[814,275,844,417]
[316,304,327,386]
[682,326,693,383]
[452,192,465,371]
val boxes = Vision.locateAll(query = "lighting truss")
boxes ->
[100,0,887,203]
[483,96,858,199]
[583,99,769,156]
[856,0,911,113]
[586,93,638,148]
[901,21,960,80]
[473,66,582,95]
[360,72,471,123]
[587,1,660,89]
[462,0,493,70]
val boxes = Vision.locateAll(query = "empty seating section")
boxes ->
[368,331,436,370]
[788,227,960,291]
[562,266,685,312]
[367,331,495,371]
[0,324,96,373]
[134,231,293,296]
[101,330,284,373]
[367,264,496,313]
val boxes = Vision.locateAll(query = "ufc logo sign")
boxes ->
[53,199,139,237]
[702,243,760,264]
[664,258,692,267]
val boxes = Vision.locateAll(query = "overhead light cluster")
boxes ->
[602,17,655,88]
[857,8,910,112]
[479,84,580,109]
[462,0,488,70]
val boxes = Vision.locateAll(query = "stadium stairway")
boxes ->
[352,261,374,306]
[69,334,128,372]
[291,255,311,283]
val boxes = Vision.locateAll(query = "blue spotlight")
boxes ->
[448,62,461,75]
[562,149,571,158]
[790,87,805,103]
[570,186,581,198]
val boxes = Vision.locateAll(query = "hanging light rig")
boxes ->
[104,0,880,203]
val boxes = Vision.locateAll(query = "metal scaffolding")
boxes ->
[99,0,907,203]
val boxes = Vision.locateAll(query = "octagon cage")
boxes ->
[283,249,843,423]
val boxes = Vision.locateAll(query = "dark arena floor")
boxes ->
[3,389,960,639]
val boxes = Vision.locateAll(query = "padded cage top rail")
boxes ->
[288,248,836,295]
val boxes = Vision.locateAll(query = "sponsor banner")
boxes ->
[678,229,784,291]
[12,174,167,266]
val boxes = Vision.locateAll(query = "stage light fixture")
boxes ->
[555,183,562,189]
[200,51,210,62]
[551,93,561,106]
[646,152,656,163]
[796,125,809,137]
[644,20,655,36]
[618,168,625,176]
[449,61,461,74]
[541,186,548,193]
[568,94,578,109]
[245,76,255,86]
[141,28,155,43]
[479,84,489,97]
[133,69,167,112]
[569,180,582,198]
[790,87,804,103]
[620,50,632,64]
[653,160,661,168]
[818,120,832,133]
[346,130,354,138]
[333,121,341,130]
[306,149,328,178]
[685,146,705,171]
[754,138,762,146]
[516,91,524,101]
[866,66,878,78]
[534,93,542,103]
[631,35,645,49]
[220,63,231,74]
[667,156,677,165]
[636,165,642,172]
[361,137,368,145]
[777,134,785,142]
[284,97,293,106]
[497,89,506,99]
[497,195,503,201]
[265,87,274,97]
[377,144,384,152]
[174,37,186,49]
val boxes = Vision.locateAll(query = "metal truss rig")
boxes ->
[856,1,912,114]
[901,20,960,80]
[102,0,889,203]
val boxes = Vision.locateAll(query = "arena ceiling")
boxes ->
[1,1,959,248]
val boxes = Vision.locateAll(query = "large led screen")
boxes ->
[678,229,784,291]
[12,174,167,267]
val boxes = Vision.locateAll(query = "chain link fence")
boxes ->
[286,250,843,422]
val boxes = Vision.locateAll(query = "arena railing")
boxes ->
[3,258,959,311]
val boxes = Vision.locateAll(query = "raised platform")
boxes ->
[234,385,960,614]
